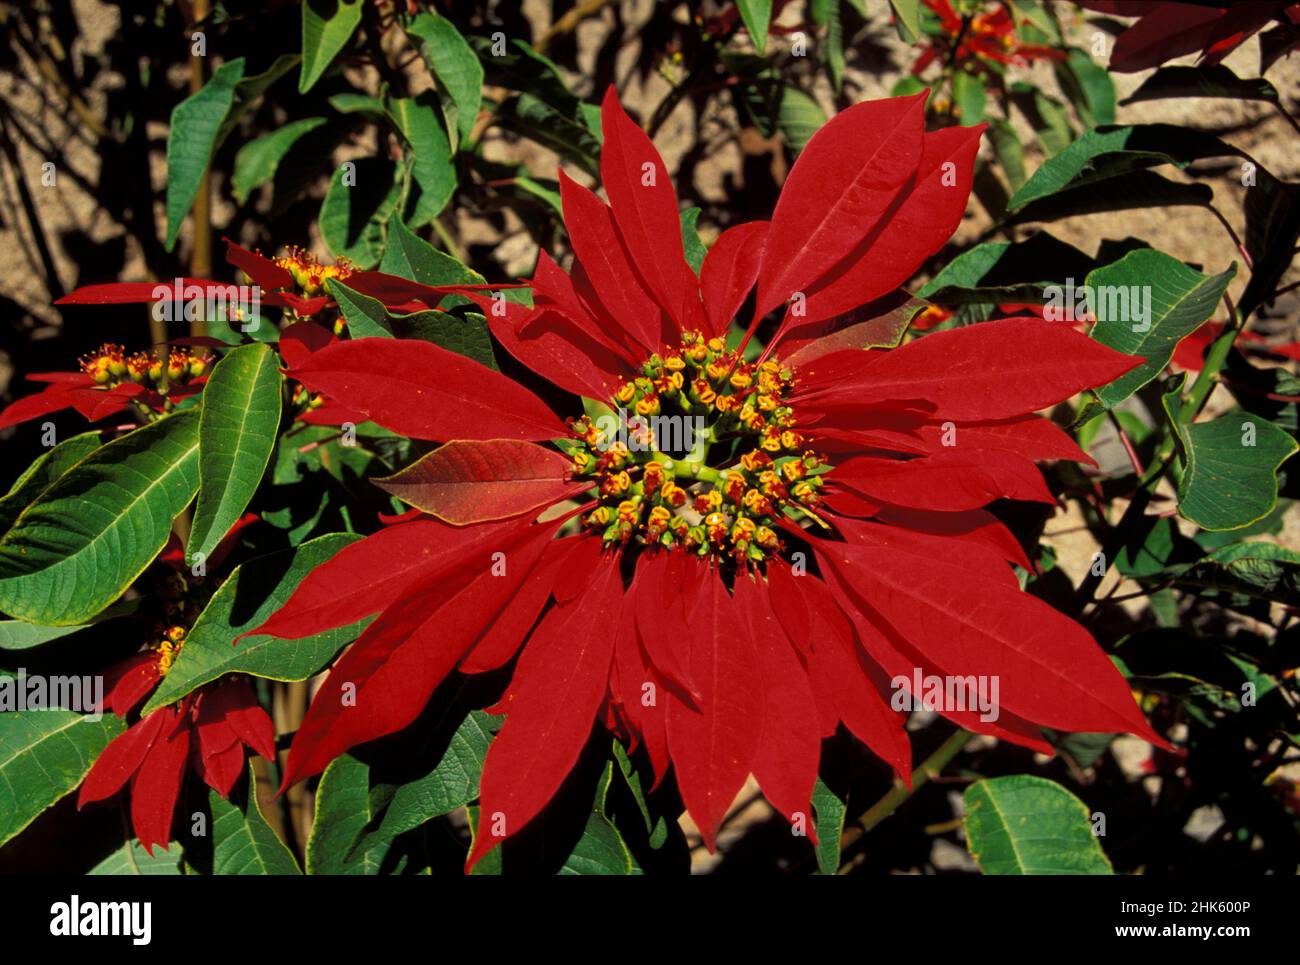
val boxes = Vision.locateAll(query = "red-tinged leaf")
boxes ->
[288,337,566,442]
[341,270,463,308]
[54,279,228,305]
[833,449,1054,512]
[373,439,583,524]
[460,535,576,673]
[527,251,642,362]
[614,607,672,785]
[278,320,336,367]
[245,517,520,641]
[816,537,1169,746]
[792,125,984,333]
[223,237,293,291]
[553,535,604,604]
[735,575,819,835]
[833,514,1019,588]
[491,308,629,400]
[913,415,1094,465]
[467,560,621,869]
[284,524,556,788]
[558,169,670,353]
[631,551,699,701]
[821,489,884,518]
[129,715,190,855]
[666,571,763,851]
[754,93,927,322]
[781,292,924,365]
[804,319,1144,421]
[1106,3,1229,71]
[599,87,701,330]
[875,505,1032,571]
[78,709,171,806]
[700,221,768,336]
[0,384,83,431]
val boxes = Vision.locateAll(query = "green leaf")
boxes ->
[1239,170,1300,319]
[306,710,498,874]
[811,777,846,875]
[89,840,184,875]
[0,600,138,652]
[217,55,301,146]
[387,94,456,228]
[964,775,1112,874]
[1008,169,1213,226]
[778,86,827,153]
[0,411,199,625]
[300,0,363,94]
[680,208,706,276]
[559,810,638,875]
[0,431,100,533]
[210,765,301,874]
[1121,64,1280,107]
[1009,86,1074,155]
[1007,125,1239,212]
[1086,249,1235,408]
[164,58,246,251]
[611,740,670,849]
[0,710,125,848]
[737,0,773,55]
[495,93,601,175]
[1174,541,1300,607]
[188,344,282,563]
[1167,408,1298,532]
[1057,49,1115,126]
[953,70,987,126]
[889,0,921,43]
[320,158,402,268]
[986,118,1026,193]
[142,534,365,713]
[332,279,497,370]
[231,117,329,205]
[379,213,481,287]
[405,13,484,150]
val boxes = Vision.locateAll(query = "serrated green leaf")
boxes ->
[210,765,301,874]
[231,117,329,205]
[320,158,402,268]
[300,0,363,94]
[406,13,483,150]
[1086,249,1235,408]
[1168,409,1298,532]
[0,411,199,625]
[188,344,282,563]
[164,58,245,251]
[89,840,183,874]
[0,710,124,849]
[1008,125,1239,212]
[142,534,365,714]
[964,775,1111,874]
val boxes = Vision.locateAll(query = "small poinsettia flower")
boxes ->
[77,627,275,854]
[912,0,1066,75]
[1080,1,1298,73]
[243,87,1169,869]
[0,343,210,432]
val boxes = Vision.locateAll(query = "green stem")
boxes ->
[837,727,971,869]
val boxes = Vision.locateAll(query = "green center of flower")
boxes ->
[565,331,830,563]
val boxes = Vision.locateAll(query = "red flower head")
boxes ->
[77,628,275,854]
[912,0,1067,75]
[248,87,1169,869]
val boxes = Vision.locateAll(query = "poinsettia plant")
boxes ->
[1,1,1297,878]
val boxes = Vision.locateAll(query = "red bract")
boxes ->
[1081,1,1298,73]
[912,0,1066,75]
[250,86,1168,870]
[78,637,275,854]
